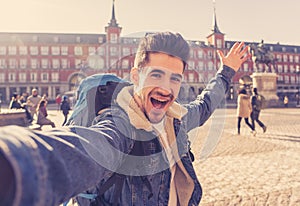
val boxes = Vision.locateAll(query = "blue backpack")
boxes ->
[66,73,131,127]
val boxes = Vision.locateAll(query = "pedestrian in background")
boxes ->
[27,88,42,121]
[36,100,55,128]
[237,88,256,135]
[60,95,71,126]
[250,88,267,133]
[56,94,62,111]
[284,95,289,108]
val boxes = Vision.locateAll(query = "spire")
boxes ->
[212,0,222,34]
[108,0,118,27]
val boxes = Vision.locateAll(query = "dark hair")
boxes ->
[253,88,258,95]
[134,32,190,70]
[239,88,247,95]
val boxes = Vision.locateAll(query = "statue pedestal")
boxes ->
[0,109,28,127]
[251,72,279,107]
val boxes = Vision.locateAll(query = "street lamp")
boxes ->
[296,65,300,106]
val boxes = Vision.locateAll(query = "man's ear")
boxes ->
[130,67,139,86]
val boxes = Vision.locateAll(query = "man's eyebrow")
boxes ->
[150,69,183,79]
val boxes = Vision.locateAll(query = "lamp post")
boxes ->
[296,65,300,106]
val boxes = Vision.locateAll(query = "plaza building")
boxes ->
[0,1,299,104]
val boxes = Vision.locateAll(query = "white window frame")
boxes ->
[19,46,28,55]
[41,46,49,55]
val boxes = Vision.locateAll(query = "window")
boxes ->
[291,76,295,84]
[110,33,117,43]
[208,61,214,70]
[284,75,289,83]
[31,59,38,69]
[198,62,204,71]
[188,61,195,70]
[8,46,17,55]
[75,59,82,69]
[19,73,26,82]
[0,59,6,69]
[88,56,104,69]
[216,39,222,49]
[284,65,288,73]
[97,47,105,55]
[243,63,249,72]
[61,46,68,55]
[20,59,27,69]
[8,73,16,82]
[51,46,60,55]
[197,50,203,58]
[9,59,17,69]
[41,73,49,82]
[61,59,68,69]
[110,47,118,56]
[276,54,282,62]
[88,47,96,55]
[289,55,294,63]
[98,36,104,43]
[122,47,130,56]
[51,73,59,82]
[52,59,60,69]
[295,56,299,63]
[0,73,5,82]
[188,73,194,82]
[76,36,81,43]
[277,65,283,73]
[30,46,38,55]
[0,46,6,55]
[121,59,129,69]
[290,65,295,73]
[41,46,49,55]
[41,59,49,69]
[283,55,288,62]
[19,46,28,55]
[74,46,83,55]
[30,73,37,82]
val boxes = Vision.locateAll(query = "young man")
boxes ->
[0,32,249,206]
[250,88,267,133]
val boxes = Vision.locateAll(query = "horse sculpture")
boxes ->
[249,40,277,73]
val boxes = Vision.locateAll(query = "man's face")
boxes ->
[131,53,184,123]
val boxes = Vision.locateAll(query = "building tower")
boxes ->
[105,0,122,43]
[206,0,225,49]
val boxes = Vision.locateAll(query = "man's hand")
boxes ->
[217,42,250,72]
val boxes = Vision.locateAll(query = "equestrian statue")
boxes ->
[249,40,277,73]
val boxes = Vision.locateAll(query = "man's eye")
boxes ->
[171,77,182,83]
[151,73,162,78]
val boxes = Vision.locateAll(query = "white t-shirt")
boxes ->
[153,120,177,205]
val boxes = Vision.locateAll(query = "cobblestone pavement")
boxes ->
[45,106,300,206]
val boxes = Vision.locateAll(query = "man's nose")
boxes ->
[157,79,172,94]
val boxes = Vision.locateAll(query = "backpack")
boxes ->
[254,94,266,111]
[64,73,149,206]
[65,73,131,127]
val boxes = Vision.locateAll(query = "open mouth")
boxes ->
[150,97,169,109]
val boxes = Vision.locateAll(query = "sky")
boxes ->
[0,0,299,45]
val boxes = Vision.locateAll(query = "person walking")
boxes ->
[26,88,42,121]
[237,88,256,135]
[60,95,71,126]
[0,32,250,206]
[284,95,289,107]
[250,88,267,133]
[56,94,62,111]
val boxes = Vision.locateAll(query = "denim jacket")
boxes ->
[0,65,235,206]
